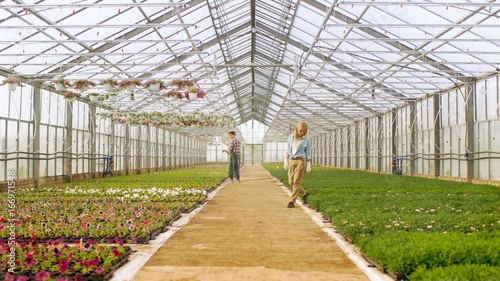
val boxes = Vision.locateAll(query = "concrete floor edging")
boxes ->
[110,166,244,281]
[264,167,393,281]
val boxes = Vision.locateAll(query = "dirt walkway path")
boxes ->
[132,165,370,281]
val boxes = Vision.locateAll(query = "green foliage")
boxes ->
[262,163,500,279]
[410,264,500,281]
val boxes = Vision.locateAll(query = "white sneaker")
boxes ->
[228,179,233,183]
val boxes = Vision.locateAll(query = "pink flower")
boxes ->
[25,254,35,266]
[75,275,82,281]
[115,238,123,246]
[427,225,432,228]
[95,266,104,274]
[35,271,51,281]
[58,260,69,273]
[112,249,120,257]
[17,276,30,281]
[457,210,462,212]
[471,227,476,231]
[4,273,14,281]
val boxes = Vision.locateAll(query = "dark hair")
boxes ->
[229,131,236,136]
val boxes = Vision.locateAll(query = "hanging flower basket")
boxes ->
[184,88,205,100]
[88,93,100,102]
[169,79,194,91]
[63,91,81,102]
[144,80,165,92]
[106,93,118,102]
[53,78,71,91]
[100,78,119,92]
[2,77,21,92]
[73,79,96,92]
[119,79,142,92]
[165,91,180,101]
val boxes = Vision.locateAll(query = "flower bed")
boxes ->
[0,238,130,281]
[1,165,227,244]
[262,164,500,280]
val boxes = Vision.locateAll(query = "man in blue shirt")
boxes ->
[284,122,312,208]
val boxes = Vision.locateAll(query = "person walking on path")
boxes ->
[284,122,311,208]
[223,131,241,183]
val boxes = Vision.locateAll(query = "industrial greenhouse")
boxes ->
[0,1,499,280]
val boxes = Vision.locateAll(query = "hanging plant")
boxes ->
[2,76,21,91]
[184,87,206,100]
[100,78,119,91]
[52,77,71,91]
[73,79,96,91]
[119,79,142,91]
[105,92,119,102]
[88,93,100,102]
[169,79,194,90]
[62,91,81,101]
[144,80,165,92]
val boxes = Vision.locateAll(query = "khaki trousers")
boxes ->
[288,158,307,202]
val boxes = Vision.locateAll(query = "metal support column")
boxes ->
[354,122,359,169]
[391,111,397,173]
[124,125,130,171]
[410,101,417,175]
[89,105,96,176]
[433,94,441,177]
[33,84,41,187]
[136,127,142,170]
[64,101,74,182]
[377,116,382,172]
[466,79,476,182]
[365,119,369,171]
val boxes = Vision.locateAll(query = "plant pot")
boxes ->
[168,96,178,101]
[80,86,90,92]
[188,93,198,101]
[55,83,66,91]
[108,95,118,102]
[103,83,114,92]
[67,97,76,102]
[148,83,160,92]
[113,113,120,118]
[89,95,99,102]
[7,83,17,92]
[125,84,136,92]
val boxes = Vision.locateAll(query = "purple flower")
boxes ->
[131,236,137,244]
[41,222,47,228]
[83,242,91,251]
[128,225,135,231]
[35,271,51,281]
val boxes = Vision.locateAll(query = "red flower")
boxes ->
[25,254,35,266]
[58,260,69,273]
[112,249,120,257]
[75,275,82,281]
[73,229,78,235]
[30,230,36,238]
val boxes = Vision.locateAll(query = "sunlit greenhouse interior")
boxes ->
[1,1,499,281]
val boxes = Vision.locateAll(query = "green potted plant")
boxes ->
[100,78,119,91]
[53,77,71,91]
[106,92,119,102]
[184,87,205,100]
[144,80,165,92]
[2,76,21,91]
[165,90,180,101]
[119,79,142,91]
[169,79,194,90]
[73,79,96,91]
[87,93,100,102]
[63,91,81,102]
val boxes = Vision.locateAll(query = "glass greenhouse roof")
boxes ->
[1,0,499,142]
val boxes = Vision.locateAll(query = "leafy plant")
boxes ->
[53,78,72,87]
[1,76,21,85]
[169,79,194,89]
[62,91,81,99]
[165,90,179,98]
[119,79,142,89]
[184,88,206,99]
[144,79,165,89]
[99,78,119,86]
[73,79,96,91]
